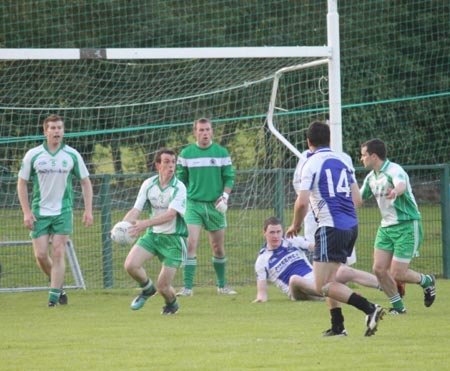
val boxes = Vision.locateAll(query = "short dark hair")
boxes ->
[43,114,64,130]
[263,216,283,231]
[306,121,330,147]
[361,138,386,160]
[193,117,211,130]
[154,148,176,164]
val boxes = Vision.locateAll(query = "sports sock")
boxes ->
[183,258,197,289]
[347,292,376,314]
[140,278,155,294]
[48,288,61,303]
[419,274,432,288]
[330,307,345,333]
[213,256,226,288]
[389,293,405,311]
[165,298,178,308]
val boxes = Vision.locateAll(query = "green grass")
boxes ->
[0,283,449,370]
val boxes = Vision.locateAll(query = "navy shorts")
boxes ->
[313,225,358,263]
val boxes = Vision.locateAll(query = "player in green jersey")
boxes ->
[360,138,436,314]
[17,114,93,307]
[123,148,187,314]
[176,118,236,296]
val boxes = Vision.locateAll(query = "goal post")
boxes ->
[0,239,86,292]
[267,0,342,156]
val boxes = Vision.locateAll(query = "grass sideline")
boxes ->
[0,283,449,370]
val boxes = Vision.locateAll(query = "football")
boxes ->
[111,221,136,246]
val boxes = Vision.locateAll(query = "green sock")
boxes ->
[48,288,61,303]
[419,274,432,288]
[183,258,197,289]
[166,298,178,308]
[390,293,405,311]
[213,256,226,288]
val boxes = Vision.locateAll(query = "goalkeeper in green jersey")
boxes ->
[176,118,236,296]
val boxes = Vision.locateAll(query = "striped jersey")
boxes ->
[255,237,313,297]
[133,174,188,236]
[176,142,235,202]
[298,147,358,230]
[18,142,89,216]
[360,159,421,227]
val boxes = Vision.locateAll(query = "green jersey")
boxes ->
[360,159,421,227]
[177,142,235,202]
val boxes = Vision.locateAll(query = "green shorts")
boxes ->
[184,199,227,231]
[136,232,187,268]
[30,211,73,239]
[374,219,423,261]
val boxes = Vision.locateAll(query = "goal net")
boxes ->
[0,54,330,289]
[1,0,448,288]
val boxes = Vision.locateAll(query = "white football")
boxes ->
[111,221,136,246]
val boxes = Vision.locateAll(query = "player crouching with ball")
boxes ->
[121,148,188,315]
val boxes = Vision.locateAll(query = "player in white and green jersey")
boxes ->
[17,114,93,307]
[176,118,236,296]
[123,148,187,314]
[360,138,436,314]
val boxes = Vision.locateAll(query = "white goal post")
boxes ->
[266,0,342,157]
[0,239,86,292]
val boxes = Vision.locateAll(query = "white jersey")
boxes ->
[133,174,187,236]
[255,237,313,297]
[360,159,421,227]
[18,142,89,216]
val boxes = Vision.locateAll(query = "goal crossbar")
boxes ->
[0,47,331,60]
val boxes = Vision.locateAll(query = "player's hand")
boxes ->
[386,188,397,200]
[215,192,229,214]
[83,211,94,228]
[23,211,36,230]
[128,220,144,237]
[285,224,300,238]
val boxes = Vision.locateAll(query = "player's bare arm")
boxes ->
[80,177,94,227]
[286,190,310,238]
[128,208,178,237]
[253,280,268,303]
[351,183,363,208]
[386,181,406,200]
[17,177,36,230]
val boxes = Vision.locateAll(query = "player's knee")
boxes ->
[335,266,351,283]
[321,282,332,297]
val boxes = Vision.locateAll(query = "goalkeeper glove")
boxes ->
[215,192,229,213]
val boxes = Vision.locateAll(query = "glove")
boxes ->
[215,192,229,214]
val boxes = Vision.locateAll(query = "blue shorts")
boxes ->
[313,225,358,263]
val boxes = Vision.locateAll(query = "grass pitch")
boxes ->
[1,283,449,371]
